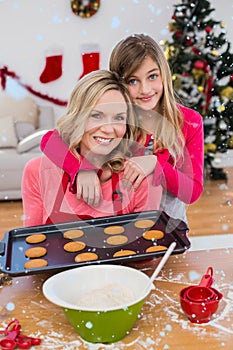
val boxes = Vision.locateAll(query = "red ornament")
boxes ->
[186,39,193,46]
[194,60,205,70]
[205,26,212,33]
[175,31,182,38]
[230,75,233,81]
[192,47,201,56]
[204,75,214,113]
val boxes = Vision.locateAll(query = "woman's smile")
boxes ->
[93,136,114,144]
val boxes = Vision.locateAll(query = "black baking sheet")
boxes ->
[0,210,190,276]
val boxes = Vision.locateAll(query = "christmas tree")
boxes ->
[163,0,233,179]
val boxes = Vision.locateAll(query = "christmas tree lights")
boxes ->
[163,0,233,179]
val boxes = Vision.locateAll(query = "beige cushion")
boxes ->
[0,97,39,127]
[0,115,18,148]
[15,121,36,140]
[38,105,55,129]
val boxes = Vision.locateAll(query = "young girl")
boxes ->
[40,34,204,223]
[22,70,162,226]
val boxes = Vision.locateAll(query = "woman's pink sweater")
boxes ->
[22,156,162,227]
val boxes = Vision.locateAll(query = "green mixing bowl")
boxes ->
[43,264,154,343]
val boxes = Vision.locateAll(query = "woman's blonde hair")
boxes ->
[57,70,138,172]
[109,33,185,161]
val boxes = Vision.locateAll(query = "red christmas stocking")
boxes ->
[79,44,100,80]
[40,53,63,84]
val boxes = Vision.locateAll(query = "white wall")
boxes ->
[0,0,232,120]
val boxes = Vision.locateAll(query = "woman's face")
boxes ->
[80,90,128,157]
[126,56,164,111]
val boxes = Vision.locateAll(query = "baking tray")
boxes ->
[0,210,190,276]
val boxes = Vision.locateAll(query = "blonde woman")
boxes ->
[22,70,162,226]
[40,34,204,223]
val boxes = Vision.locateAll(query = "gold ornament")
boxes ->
[221,86,233,100]
[205,143,216,153]
[173,75,182,90]
[160,40,167,46]
[164,47,169,60]
[211,50,218,56]
[228,136,233,149]
[191,68,205,81]
[220,22,226,28]
[164,45,176,60]
[217,105,226,112]
[209,144,217,152]
[169,45,175,53]
[198,86,204,92]
[93,2,99,10]
[169,20,176,32]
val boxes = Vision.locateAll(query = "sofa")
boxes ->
[0,96,55,200]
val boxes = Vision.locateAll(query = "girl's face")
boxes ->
[126,56,164,111]
[80,90,128,157]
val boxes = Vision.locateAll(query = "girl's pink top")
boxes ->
[22,156,162,227]
[40,104,204,207]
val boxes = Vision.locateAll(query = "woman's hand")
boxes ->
[123,155,157,190]
[76,170,102,207]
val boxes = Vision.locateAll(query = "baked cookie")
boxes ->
[25,246,47,258]
[24,258,48,269]
[143,230,164,241]
[74,252,98,262]
[104,225,125,235]
[25,233,46,244]
[134,219,155,229]
[113,249,136,257]
[63,229,84,239]
[63,241,86,252]
[106,235,128,246]
[146,245,167,253]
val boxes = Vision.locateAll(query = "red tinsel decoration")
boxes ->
[0,65,67,106]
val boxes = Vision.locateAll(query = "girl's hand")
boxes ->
[123,155,157,190]
[76,170,102,207]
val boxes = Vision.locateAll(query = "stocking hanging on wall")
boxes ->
[71,0,101,18]
[39,51,63,84]
[79,43,100,80]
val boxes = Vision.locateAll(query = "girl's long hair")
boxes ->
[109,33,185,162]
